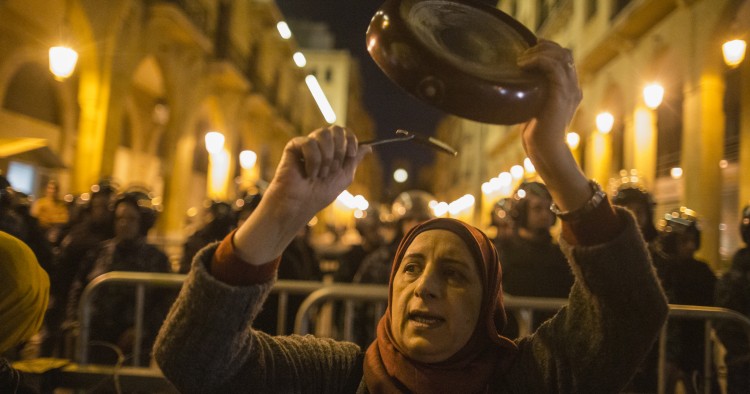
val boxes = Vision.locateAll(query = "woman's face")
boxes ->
[390,229,483,363]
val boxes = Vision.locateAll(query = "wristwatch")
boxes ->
[549,180,606,221]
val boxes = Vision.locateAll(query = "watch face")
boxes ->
[367,0,547,125]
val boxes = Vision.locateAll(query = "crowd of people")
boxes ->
[1,39,749,394]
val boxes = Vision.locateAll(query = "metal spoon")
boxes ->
[361,129,458,156]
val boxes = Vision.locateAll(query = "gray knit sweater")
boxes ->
[154,209,668,393]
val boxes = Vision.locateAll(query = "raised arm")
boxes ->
[516,40,590,214]
[233,126,370,265]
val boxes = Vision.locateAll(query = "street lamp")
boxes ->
[566,131,581,150]
[239,150,257,170]
[204,131,225,154]
[722,39,746,68]
[49,46,78,80]
[643,83,664,109]
[596,112,614,134]
[393,168,408,183]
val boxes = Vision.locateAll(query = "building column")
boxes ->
[632,106,658,187]
[682,73,725,269]
[739,60,750,209]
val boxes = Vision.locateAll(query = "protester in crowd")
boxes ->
[334,206,385,283]
[40,181,117,357]
[179,201,236,274]
[489,197,515,251]
[0,231,50,393]
[66,190,172,365]
[498,181,574,337]
[656,207,719,394]
[30,180,69,241]
[715,204,750,394]
[154,40,668,393]
[611,180,669,393]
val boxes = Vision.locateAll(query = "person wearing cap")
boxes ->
[0,231,50,393]
[154,40,668,393]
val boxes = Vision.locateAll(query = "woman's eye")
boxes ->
[403,263,421,274]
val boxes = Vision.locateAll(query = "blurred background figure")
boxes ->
[65,189,172,365]
[31,179,69,243]
[489,197,515,251]
[0,231,49,393]
[253,224,322,335]
[715,204,750,394]
[656,207,719,394]
[499,181,574,338]
[334,206,384,283]
[234,193,262,227]
[41,180,117,358]
[611,174,663,393]
[0,175,24,239]
[179,200,236,274]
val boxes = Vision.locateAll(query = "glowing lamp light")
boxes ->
[305,75,337,124]
[239,150,257,169]
[670,167,683,179]
[596,112,614,134]
[49,46,78,80]
[204,131,225,154]
[523,157,536,174]
[293,52,307,68]
[566,132,580,149]
[722,39,746,68]
[393,168,408,183]
[276,21,292,39]
[510,165,524,179]
[643,83,664,109]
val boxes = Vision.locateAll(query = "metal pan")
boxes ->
[366,0,547,125]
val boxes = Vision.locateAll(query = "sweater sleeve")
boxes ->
[209,230,281,286]
[506,207,669,393]
[154,243,364,394]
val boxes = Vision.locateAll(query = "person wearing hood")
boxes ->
[153,40,668,393]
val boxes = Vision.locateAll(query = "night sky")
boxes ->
[276,0,445,178]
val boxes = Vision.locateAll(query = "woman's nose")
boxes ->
[414,265,441,299]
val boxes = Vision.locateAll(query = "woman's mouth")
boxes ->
[408,311,445,328]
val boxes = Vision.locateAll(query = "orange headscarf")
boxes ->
[364,218,517,394]
[0,231,50,352]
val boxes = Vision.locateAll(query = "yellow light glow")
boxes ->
[305,75,337,124]
[293,52,307,68]
[670,167,683,179]
[722,39,746,68]
[566,132,580,149]
[523,157,536,174]
[643,83,664,109]
[510,165,524,179]
[208,150,230,199]
[276,21,292,39]
[393,168,408,183]
[596,112,614,134]
[204,131,225,154]
[239,150,257,169]
[49,46,78,80]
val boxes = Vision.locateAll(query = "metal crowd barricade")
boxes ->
[74,272,750,394]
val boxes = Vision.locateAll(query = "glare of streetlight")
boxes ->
[722,39,746,68]
[566,131,580,149]
[276,21,292,39]
[49,46,78,80]
[670,167,683,179]
[643,83,664,109]
[239,150,257,169]
[510,165,524,179]
[523,157,536,174]
[305,75,337,124]
[393,168,408,183]
[205,131,225,154]
[596,112,614,134]
[293,52,307,68]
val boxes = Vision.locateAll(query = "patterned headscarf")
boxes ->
[0,231,50,352]
[364,218,517,394]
